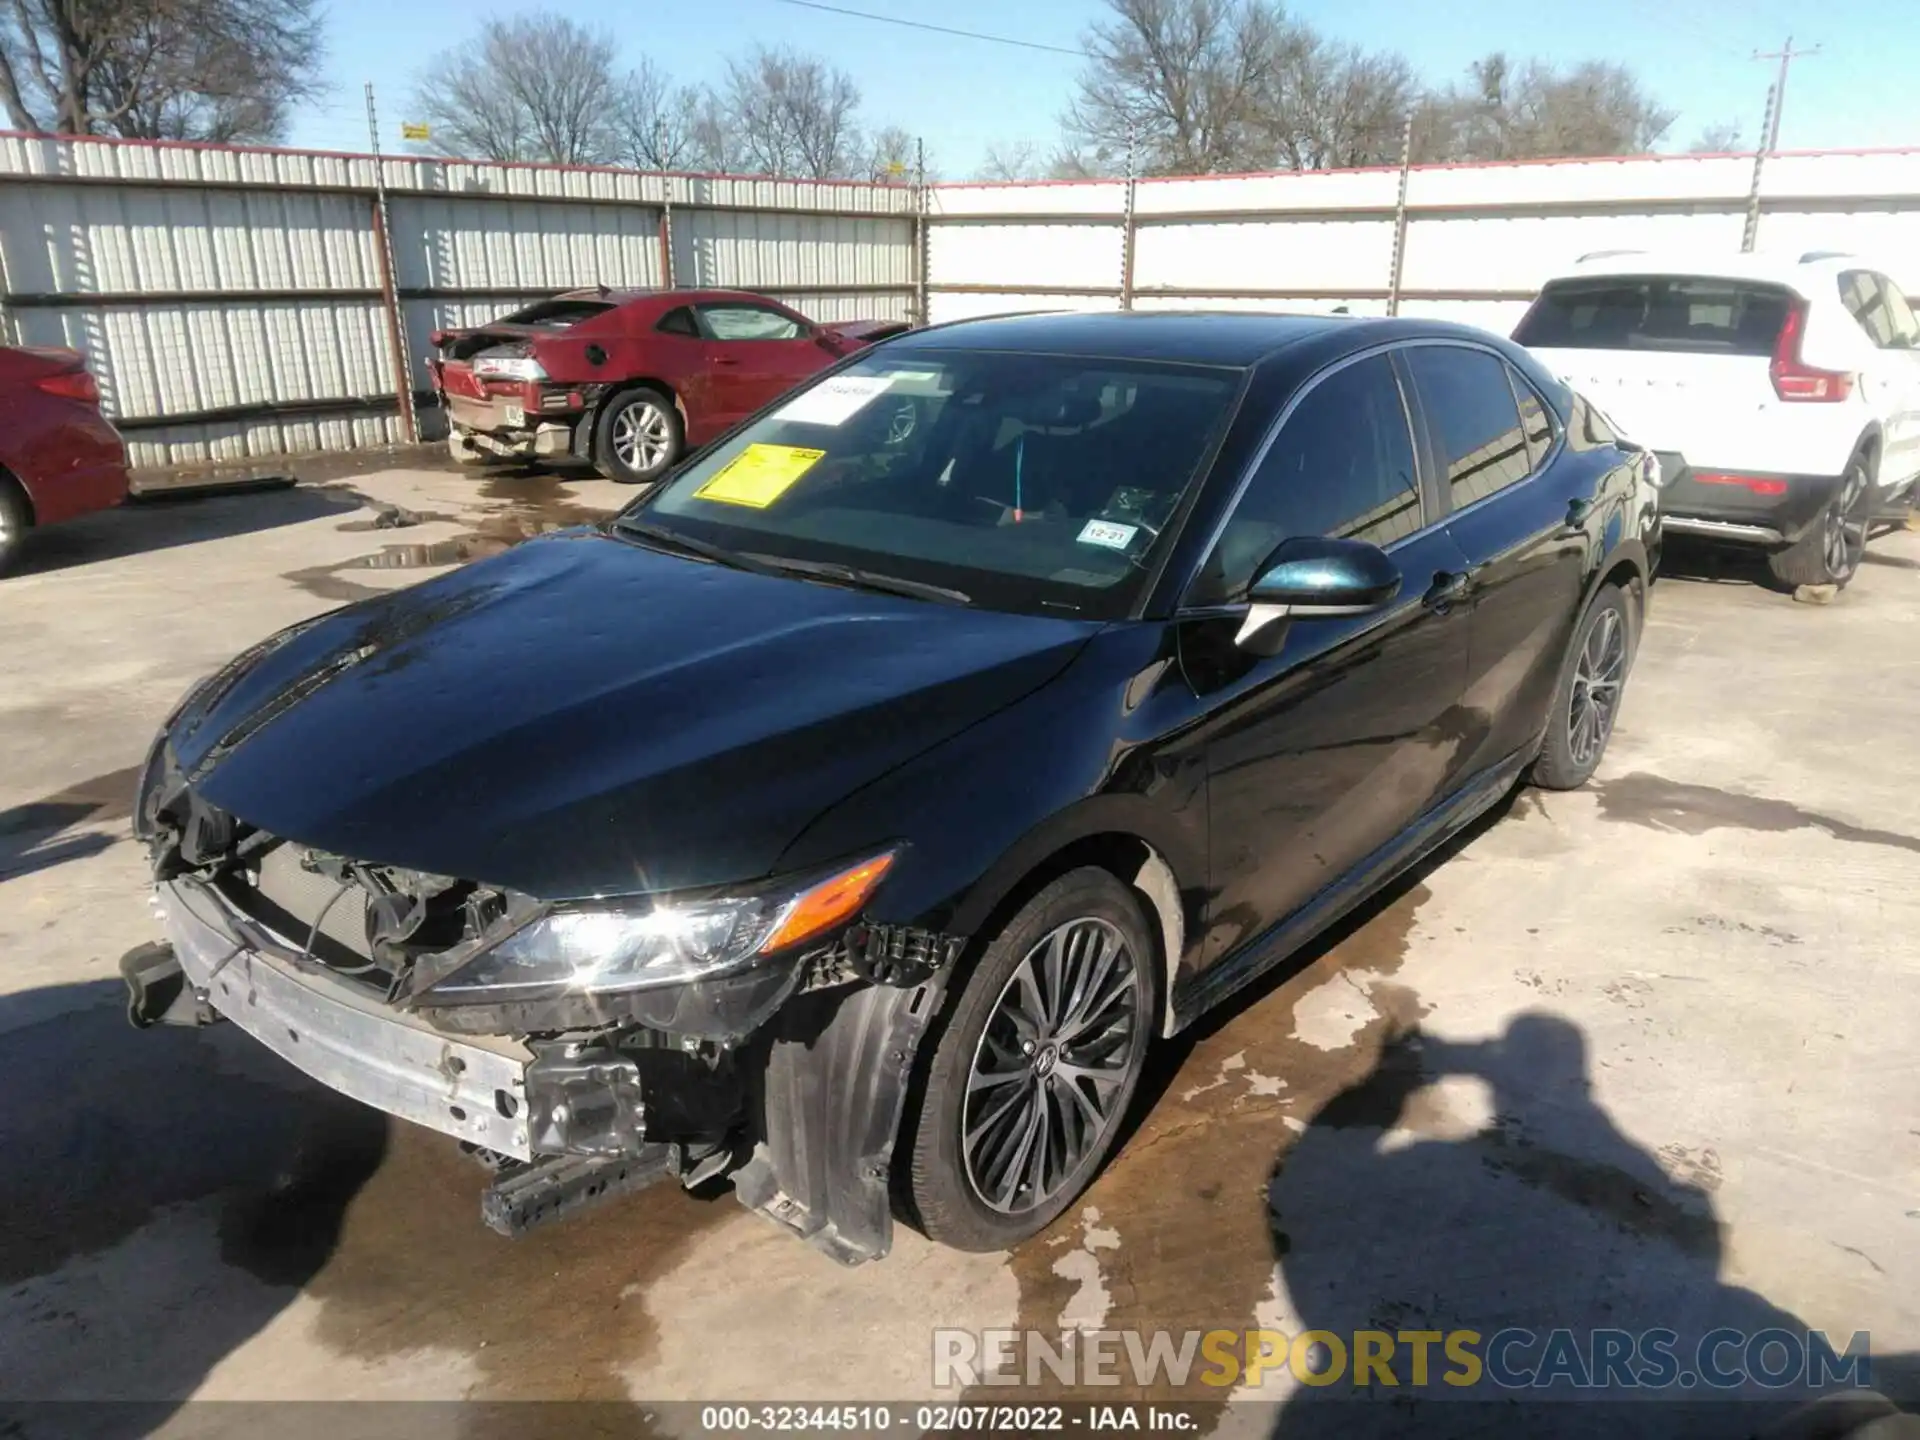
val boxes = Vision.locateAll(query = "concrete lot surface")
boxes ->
[2,465,1917,1437]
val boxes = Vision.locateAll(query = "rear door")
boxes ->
[1183,350,1476,969]
[1836,270,1920,491]
[694,301,829,428]
[1405,343,1591,775]
[1513,275,1792,463]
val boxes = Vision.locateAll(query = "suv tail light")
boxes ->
[36,367,100,404]
[1770,303,1853,402]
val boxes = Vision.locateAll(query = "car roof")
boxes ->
[1542,250,1895,296]
[885,309,1477,367]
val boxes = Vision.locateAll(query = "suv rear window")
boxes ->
[1514,277,1793,355]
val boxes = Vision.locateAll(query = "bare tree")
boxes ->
[865,124,918,184]
[411,15,622,164]
[0,0,321,141]
[612,57,706,170]
[1064,0,1296,175]
[976,139,1045,182]
[1414,53,1675,163]
[722,45,862,179]
[1688,121,1745,154]
[1263,38,1417,169]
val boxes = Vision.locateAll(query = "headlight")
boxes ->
[474,355,546,381]
[420,851,896,1004]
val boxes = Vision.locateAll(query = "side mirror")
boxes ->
[812,326,842,353]
[1236,536,1402,650]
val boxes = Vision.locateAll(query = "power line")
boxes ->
[770,0,1086,57]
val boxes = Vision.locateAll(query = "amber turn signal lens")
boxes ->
[759,852,896,954]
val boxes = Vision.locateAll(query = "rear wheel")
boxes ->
[906,868,1155,1251]
[593,387,682,485]
[1531,584,1634,791]
[1767,453,1872,590]
[0,477,31,576]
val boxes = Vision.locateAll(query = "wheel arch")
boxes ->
[944,827,1190,1040]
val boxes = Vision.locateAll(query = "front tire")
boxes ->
[1531,583,1635,791]
[1767,453,1872,590]
[905,868,1155,1251]
[593,386,682,485]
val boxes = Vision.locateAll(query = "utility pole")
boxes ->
[1755,36,1819,154]
[1742,38,1818,253]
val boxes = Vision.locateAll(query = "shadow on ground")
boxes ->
[1267,1010,1916,1437]
[11,484,364,577]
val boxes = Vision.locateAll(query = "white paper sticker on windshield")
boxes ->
[772,374,896,427]
[1077,518,1138,551]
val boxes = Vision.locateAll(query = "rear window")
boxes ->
[1514,277,1793,355]
[499,298,617,328]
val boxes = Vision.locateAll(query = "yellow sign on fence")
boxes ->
[400,122,430,142]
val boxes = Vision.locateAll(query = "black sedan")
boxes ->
[128,311,1656,1261]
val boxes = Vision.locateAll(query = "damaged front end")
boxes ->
[129,740,964,1262]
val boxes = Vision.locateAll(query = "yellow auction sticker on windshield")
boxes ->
[693,443,825,508]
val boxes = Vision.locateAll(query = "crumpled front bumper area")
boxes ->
[158,879,536,1159]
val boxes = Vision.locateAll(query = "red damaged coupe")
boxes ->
[428,288,910,484]
[0,346,131,575]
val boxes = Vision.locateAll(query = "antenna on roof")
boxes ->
[596,282,610,296]
[1798,250,1852,263]
[1577,249,1645,263]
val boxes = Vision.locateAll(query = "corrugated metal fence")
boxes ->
[3,133,1919,467]
[0,135,918,466]
[928,149,1920,332]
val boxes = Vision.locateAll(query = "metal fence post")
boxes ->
[657,120,677,288]
[913,136,929,326]
[1742,82,1780,253]
[1386,115,1414,317]
[1120,123,1139,311]
[364,83,419,444]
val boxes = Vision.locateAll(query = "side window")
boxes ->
[1189,353,1420,606]
[1506,365,1557,471]
[1839,271,1919,350]
[1404,345,1532,509]
[655,306,699,338]
[698,303,805,341]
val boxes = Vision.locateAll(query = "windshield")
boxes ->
[622,348,1244,618]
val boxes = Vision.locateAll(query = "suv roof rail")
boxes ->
[1798,249,1854,263]
[1577,249,1644,263]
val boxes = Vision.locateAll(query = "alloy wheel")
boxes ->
[611,399,672,473]
[1567,606,1627,769]
[961,918,1144,1215]
[1823,464,1870,582]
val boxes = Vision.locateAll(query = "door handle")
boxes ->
[1423,570,1470,612]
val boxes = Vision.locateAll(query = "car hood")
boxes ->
[167,528,1098,899]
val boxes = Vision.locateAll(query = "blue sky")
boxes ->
[288,0,1920,174]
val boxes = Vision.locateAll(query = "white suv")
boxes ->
[1514,251,1920,589]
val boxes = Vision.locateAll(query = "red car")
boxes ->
[0,347,131,574]
[428,288,910,484]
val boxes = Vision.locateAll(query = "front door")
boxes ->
[695,301,830,429]
[1182,350,1477,971]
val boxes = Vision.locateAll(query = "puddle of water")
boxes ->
[285,476,618,605]
[960,879,1433,1419]
[1594,772,1920,855]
